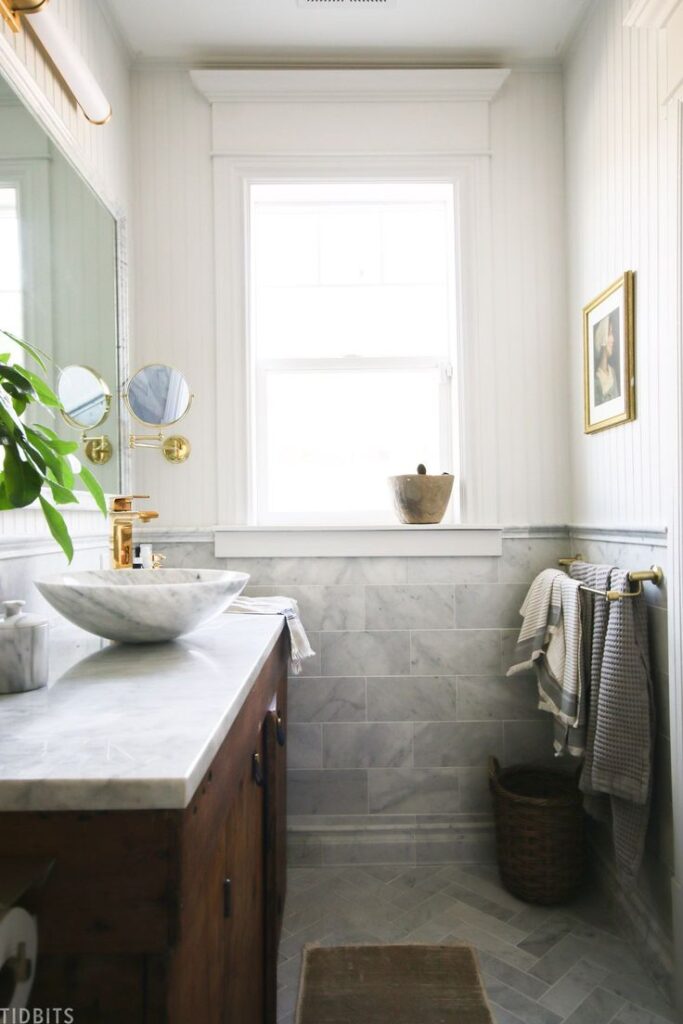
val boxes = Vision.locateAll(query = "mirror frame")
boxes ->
[0,35,131,497]
[124,363,194,427]
[58,365,112,430]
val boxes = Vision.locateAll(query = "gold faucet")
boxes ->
[109,495,159,569]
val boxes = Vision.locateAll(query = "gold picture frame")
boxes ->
[583,271,635,434]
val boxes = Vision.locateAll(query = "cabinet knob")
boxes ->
[276,712,286,747]
[252,751,264,787]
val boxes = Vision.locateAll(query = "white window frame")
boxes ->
[213,154,490,527]
[247,177,461,526]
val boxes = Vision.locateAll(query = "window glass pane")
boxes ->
[250,181,457,523]
[260,368,442,519]
[255,284,449,359]
[0,186,23,348]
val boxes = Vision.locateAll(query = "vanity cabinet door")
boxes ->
[223,728,266,1024]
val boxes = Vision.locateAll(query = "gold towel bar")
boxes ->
[558,556,664,601]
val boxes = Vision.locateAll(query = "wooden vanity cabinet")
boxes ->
[1,631,289,1024]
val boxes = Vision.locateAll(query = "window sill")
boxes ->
[213,525,502,558]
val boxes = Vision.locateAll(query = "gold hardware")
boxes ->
[129,433,191,463]
[82,433,113,465]
[559,558,663,601]
[162,435,191,463]
[152,553,166,570]
[0,0,50,32]
[109,495,159,569]
[129,432,163,450]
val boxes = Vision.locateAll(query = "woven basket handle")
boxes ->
[488,755,501,791]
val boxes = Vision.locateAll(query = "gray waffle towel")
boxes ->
[569,562,655,883]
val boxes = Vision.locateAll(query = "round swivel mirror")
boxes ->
[58,365,112,429]
[125,364,193,426]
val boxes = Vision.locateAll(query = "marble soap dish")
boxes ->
[0,601,49,694]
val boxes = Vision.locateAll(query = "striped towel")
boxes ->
[507,569,585,756]
[569,562,655,883]
[228,595,315,675]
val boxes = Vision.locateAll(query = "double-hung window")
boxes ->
[248,181,459,525]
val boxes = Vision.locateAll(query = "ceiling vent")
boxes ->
[297,0,396,7]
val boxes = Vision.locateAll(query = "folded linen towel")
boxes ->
[568,561,613,787]
[507,569,585,755]
[506,568,565,678]
[228,595,316,675]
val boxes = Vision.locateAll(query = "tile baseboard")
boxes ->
[287,814,496,868]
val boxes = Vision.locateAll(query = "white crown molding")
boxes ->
[624,0,682,28]
[190,67,511,104]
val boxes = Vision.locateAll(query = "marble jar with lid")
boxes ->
[0,601,49,693]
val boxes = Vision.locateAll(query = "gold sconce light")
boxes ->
[0,1,112,125]
[124,364,193,465]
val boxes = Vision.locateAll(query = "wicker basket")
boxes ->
[488,756,585,905]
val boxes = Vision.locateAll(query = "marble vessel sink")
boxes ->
[35,569,249,644]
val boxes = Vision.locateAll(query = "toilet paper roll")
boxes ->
[0,907,37,1010]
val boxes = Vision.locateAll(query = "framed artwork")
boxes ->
[583,271,635,434]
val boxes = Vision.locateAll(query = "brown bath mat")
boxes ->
[295,943,494,1024]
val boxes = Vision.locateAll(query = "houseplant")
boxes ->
[0,328,106,562]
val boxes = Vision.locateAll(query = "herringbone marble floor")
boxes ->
[277,863,678,1024]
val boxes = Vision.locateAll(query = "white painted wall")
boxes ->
[131,66,570,527]
[565,0,668,529]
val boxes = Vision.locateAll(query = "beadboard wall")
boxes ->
[130,66,569,528]
[564,0,676,985]
[565,0,668,529]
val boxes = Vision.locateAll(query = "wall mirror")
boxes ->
[0,74,122,493]
[125,364,193,426]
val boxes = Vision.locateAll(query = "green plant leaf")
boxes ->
[13,365,60,407]
[39,495,73,562]
[30,424,78,456]
[24,428,65,481]
[47,479,79,505]
[0,364,36,395]
[2,445,43,507]
[0,330,49,372]
[78,462,107,516]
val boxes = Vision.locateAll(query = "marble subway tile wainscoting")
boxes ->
[154,530,568,867]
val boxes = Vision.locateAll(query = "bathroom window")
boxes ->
[248,181,459,525]
[0,185,24,354]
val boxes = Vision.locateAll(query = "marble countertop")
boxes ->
[0,614,284,812]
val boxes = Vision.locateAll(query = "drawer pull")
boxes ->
[223,878,232,918]
[276,712,286,747]
[252,752,264,787]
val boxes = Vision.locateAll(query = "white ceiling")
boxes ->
[103,0,593,65]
